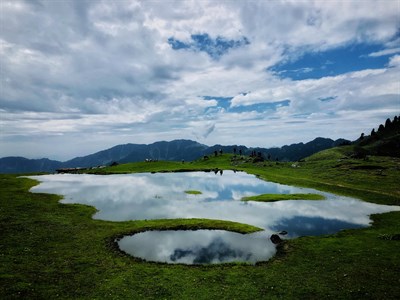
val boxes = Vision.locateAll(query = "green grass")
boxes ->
[86,155,234,174]
[184,190,202,195]
[239,148,400,206]
[1,151,400,299]
[241,193,325,202]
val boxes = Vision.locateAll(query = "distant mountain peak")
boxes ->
[0,137,348,174]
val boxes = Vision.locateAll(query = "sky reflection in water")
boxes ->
[118,230,273,265]
[29,172,400,264]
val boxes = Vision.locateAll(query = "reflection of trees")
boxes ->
[213,169,224,175]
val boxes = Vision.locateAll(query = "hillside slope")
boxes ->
[357,115,400,157]
[0,157,63,174]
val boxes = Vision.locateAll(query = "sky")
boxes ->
[1,0,399,160]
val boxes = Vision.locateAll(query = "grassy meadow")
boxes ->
[1,148,400,299]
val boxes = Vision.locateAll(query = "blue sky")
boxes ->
[270,43,392,80]
[168,33,250,60]
[0,0,399,160]
[202,96,290,114]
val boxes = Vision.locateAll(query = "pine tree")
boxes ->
[385,118,392,129]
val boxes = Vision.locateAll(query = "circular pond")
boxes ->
[118,230,274,265]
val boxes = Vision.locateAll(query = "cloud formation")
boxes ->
[1,0,399,159]
[168,34,250,60]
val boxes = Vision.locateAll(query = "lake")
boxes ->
[28,171,400,264]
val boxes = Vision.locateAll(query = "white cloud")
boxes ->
[1,0,400,159]
[388,55,400,68]
[230,66,399,114]
[368,47,400,57]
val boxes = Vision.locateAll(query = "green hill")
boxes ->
[356,115,400,157]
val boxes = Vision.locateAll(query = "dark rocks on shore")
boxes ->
[270,234,282,244]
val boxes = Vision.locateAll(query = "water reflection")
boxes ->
[270,216,365,238]
[118,230,274,264]
[28,172,400,237]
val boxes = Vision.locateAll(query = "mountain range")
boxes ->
[0,137,348,174]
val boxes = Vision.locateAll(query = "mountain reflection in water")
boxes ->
[271,216,365,238]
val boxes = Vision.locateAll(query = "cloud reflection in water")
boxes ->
[118,230,274,265]
[28,172,400,264]
[28,172,400,234]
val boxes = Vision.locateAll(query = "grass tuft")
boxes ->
[241,193,325,202]
[184,190,202,195]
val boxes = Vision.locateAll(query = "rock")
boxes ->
[279,230,288,235]
[270,234,282,244]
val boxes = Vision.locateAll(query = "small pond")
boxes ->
[118,230,273,265]
[28,171,400,264]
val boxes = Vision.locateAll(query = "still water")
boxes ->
[118,230,273,265]
[29,171,400,264]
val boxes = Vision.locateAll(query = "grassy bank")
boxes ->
[1,151,400,299]
[241,193,325,202]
